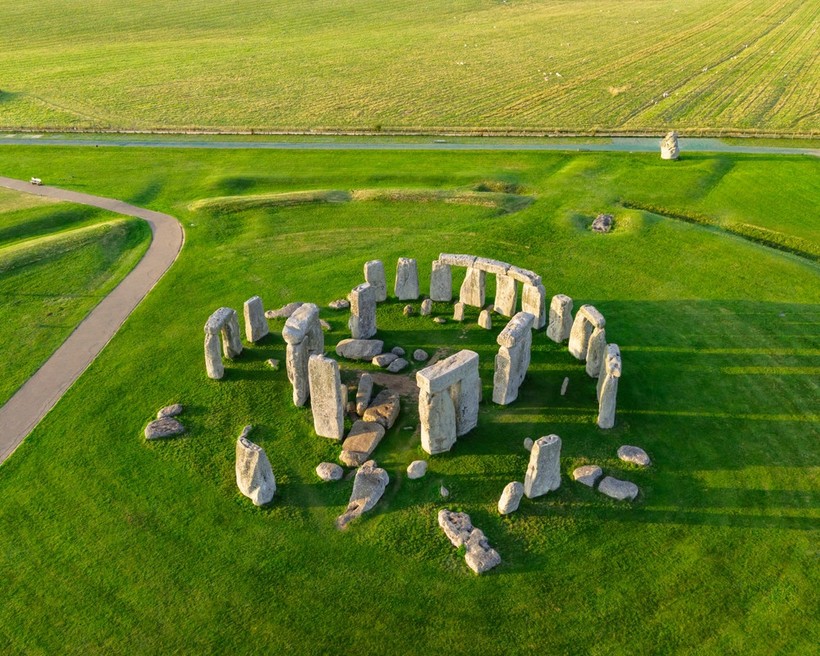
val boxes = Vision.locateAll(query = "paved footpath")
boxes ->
[0,177,183,465]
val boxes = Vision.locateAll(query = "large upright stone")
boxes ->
[523,434,562,498]
[521,282,546,329]
[308,355,345,440]
[430,259,453,302]
[204,307,242,380]
[395,257,419,300]
[493,311,534,405]
[336,460,389,529]
[364,260,387,302]
[419,387,457,454]
[235,427,275,506]
[585,326,607,377]
[568,304,604,361]
[243,296,269,343]
[459,266,486,308]
[494,273,518,317]
[660,131,680,160]
[597,344,621,429]
[284,303,324,406]
[348,282,377,339]
[546,294,573,343]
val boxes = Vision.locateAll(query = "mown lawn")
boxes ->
[0,146,817,654]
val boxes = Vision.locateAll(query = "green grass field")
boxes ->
[1,0,817,135]
[0,189,150,405]
[0,146,817,654]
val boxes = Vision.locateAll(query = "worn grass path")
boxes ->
[0,177,183,462]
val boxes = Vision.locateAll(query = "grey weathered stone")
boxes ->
[591,213,614,233]
[335,338,384,360]
[547,294,573,343]
[580,304,606,329]
[493,312,534,405]
[395,257,420,300]
[459,266,486,308]
[560,377,569,396]
[572,465,603,487]
[340,420,386,467]
[308,355,345,440]
[498,481,524,515]
[362,390,401,429]
[413,349,429,362]
[355,373,373,415]
[660,131,679,160]
[406,460,428,479]
[478,309,492,329]
[284,304,324,406]
[453,302,465,321]
[372,352,398,367]
[524,434,562,498]
[438,253,476,268]
[598,476,639,501]
[440,485,450,498]
[266,301,303,319]
[524,437,533,451]
[391,346,405,356]
[328,298,350,310]
[430,260,453,302]
[419,387,457,454]
[403,304,414,317]
[507,265,541,286]
[204,333,223,380]
[243,296,269,343]
[348,282,377,340]
[336,460,389,529]
[438,509,500,574]
[521,282,546,329]
[433,316,446,324]
[474,257,510,277]
[282,303,322,346]
[316,462,344,481]
[235,428,275,506]
[364,259,387,302]
[204,307,243,380]
[596,344,621,429]
[420,298,432,316]
[386,357,409,373]
[266,358,280,370]
[617,445,651,467]
[568,304,603,361]
[585,326,607,377]
[494,273,518,317]
[156,403,183,419]
[416,349,479,394]
[438,508,472,547]
[145,417,185,440]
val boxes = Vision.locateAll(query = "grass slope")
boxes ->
[0,146,817,654]
[0,0,818,134]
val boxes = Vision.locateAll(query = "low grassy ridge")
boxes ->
[0,189,150,405]
[0,146,817,653]
[0,0,818,134]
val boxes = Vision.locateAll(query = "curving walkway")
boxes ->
[0,176,184,464]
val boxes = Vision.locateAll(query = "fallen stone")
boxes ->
[386,357,409,373]
[420,298,432,316]
[235,427,276,506]
[355,373,374,415]
[438,508,472,547]
[478,309,492,329]
[391,346,405,356]
[362,390,401,429]
[598,476,639,501]
[406,460,428,479]
[266,358,280,370]
[145,417,185,440]
[403,304,414,317]
[524,434,562,498]
[617,445,651,467]
[328,298,350,310]
[523,437,533,451]
[413,349,429,362]
[438,509,500,574]
[498,481,524,515]
[340,420,386,467]
[336,460,389,529]
[591,213,614,233]
[440,485,450,498]
[266,302,303,319]
[156,403,183,419]
[560,377,569,395]
[572,465,603,487]
[316,462,344,481]
[336,338,384,360]
[433,317,446,324]
[320,319,332,331]
[372,352,398,367]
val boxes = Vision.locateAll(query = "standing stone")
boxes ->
[235,427,275,506]
[497,481,524,515]
[364,260,387,302]
[430,259,453,302]
[521,282,546,329]
[307,354,345,440]
[420,298,432,316]
[418,388,457,455]
[284,303,324,406]
[660,131,680,160]
[243,296,269,343]
[494,274,518,317]
[597,344,621,429]
[546,294,573,343]
[523,434,562,498]
[478,309,492,330]
[568,305,604,361]
[459,267,486,308]
[492,311,534,405]
[585,326,607,377]
[204,332,224,380]
[453,302,465,321]
[348,282,377,339]
[395,258,420,300]
[336,460,389,529]
[204,307,243,380]
[355,373,373,415]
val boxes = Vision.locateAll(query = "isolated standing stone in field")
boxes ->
[459,266,486,308]
[339,420,386,467]
[316,462,343,481]
[144,417,185,440]
[617,445,651,467]
[493,311,534,405]
[524,434,562,498]
[546,294,573,343]
[598,476,639,501]
[407,460,428,479]
[498,481,524,515]
[453,302,465,321]
[284,303,324,406]
[438,509,501,574]
[591,214,614,233]
[572,465,603,487]
[336,460,389,529]
[494,273,518,317]
[355,373,373,415]
[395,257,420,300]
[235,427,275,506]
[430,259,453,302]
[348,282,377,339]
[204,307,243,380]
[364,259,387,302]
[660,131,680,160]
[308,354,345,440]
[585,326,607,377]
[521,282,547,329]
[420,298,432,316]
[335,338,384,360]
[362,389,401,429]
[568,304,605,361]
[243,295,269,343]
[596,344,621,429]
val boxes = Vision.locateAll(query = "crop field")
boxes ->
[0,0,817,135]
[0,145,817,653]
